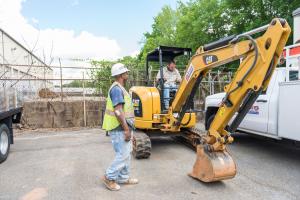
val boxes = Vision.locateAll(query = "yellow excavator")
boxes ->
[130,18,290,182]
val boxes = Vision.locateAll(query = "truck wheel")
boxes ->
[0,123,10,163]
[206,114,216,130]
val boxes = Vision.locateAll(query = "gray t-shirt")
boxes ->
[156,67,182,85]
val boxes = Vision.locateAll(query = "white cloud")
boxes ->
[0,0,121,65]
[130,50,140,57]
[31,17,39,24]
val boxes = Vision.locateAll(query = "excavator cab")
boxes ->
[145,46,192,111]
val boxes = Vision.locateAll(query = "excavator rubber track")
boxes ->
[173,127,205,150]
[133,130,151,159]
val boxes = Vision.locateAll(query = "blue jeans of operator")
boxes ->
[163,82,178,109]
[105,128,132,183]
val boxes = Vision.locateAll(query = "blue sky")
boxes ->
[21,0,184,57]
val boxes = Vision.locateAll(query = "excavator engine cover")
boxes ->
[189,144,236,182]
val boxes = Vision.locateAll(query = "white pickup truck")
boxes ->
[205,43,300,142]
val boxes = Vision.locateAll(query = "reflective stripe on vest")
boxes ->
[102,82,134,131]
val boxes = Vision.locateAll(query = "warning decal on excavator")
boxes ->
[185,64,194,82]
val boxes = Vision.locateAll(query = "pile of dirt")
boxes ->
[38,88,59,98]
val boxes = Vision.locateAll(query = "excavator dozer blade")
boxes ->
[189,144,236,182]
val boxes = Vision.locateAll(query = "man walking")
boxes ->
[102,63,138,191]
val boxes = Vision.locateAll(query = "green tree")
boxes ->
[91,60,115,96]
[92,0,299,92]
[176,0,230,51]
[139,6,179,63]
[225,0,299,44]
[141,0,298,72]
[63,80,94,88]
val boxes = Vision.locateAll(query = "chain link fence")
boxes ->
[1,59,233,128]
[1,62,233,113]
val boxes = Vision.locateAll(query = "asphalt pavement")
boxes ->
[0,127,299,200]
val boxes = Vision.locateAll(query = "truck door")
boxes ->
[238,71,278,134]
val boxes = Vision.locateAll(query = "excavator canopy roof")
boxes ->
[145,45,192,86]
[146,46,192,62]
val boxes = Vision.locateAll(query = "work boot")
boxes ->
[102,176,121,191]
[121,178,139,185]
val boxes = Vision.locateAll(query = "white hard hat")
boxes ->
[111,63,130,77]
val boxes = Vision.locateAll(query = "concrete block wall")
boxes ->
[21,100,106,128]
[21,99,205,129]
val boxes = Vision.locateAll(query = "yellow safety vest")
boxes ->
[102,82,134,131]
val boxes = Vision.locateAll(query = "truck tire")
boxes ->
[0,123,10,163]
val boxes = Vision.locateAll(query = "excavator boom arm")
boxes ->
[170,19,290,151]
[171,19,290,182]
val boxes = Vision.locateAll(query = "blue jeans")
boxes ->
[163,83,178,109]
[105,129,132,183]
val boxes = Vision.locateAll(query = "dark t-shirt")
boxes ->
[109,85,124,107]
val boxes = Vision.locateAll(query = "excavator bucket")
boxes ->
[189,144,236,182]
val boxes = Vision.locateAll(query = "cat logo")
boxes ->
[203,55,218,65]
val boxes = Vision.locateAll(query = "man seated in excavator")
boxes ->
[130,18,291,182]
[155,59,182,109]
[142,46,192,113]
